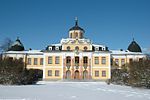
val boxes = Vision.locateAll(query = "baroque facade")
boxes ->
[2,19,146,80]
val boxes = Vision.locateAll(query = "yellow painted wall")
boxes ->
[45,68,62,79]
[45,56,62,66]
[92,56,109,67]
[92,68,109,79]
[27,57,43,67]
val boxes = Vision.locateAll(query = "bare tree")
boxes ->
[0,38,13,51]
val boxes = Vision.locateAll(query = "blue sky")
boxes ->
[0,0,150,53]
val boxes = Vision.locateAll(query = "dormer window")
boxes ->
[75,46,79,50]
[102,47,105,51]
[95,47,99,51]
[67,46,70,51]
[49,47,52,51]
[55,47,59,50]
[84,46,88,51]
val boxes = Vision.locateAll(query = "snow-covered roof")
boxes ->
[110,50,144,55]
[49,44,61,46]
[4,50,43,54]
[92,44,106,47]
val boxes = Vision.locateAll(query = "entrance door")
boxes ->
[66,70,71,79]
[74,70,79,79]
[83,70,88,79]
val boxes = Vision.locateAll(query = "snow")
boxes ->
[111,50,143,55]
[4,50,43,54]
[0,81,150,100]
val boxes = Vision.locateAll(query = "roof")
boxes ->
[8,37,25,51]
[69,18,85,32]
[127,39,142,52]
[111,50,143,55]
[4,50,43,55]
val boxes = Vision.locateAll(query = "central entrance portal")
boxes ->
[74,70,79,79]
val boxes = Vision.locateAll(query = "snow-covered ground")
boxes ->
[0,81,150,100]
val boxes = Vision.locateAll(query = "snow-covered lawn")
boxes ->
[0,81,150,100]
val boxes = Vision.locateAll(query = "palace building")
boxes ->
[2,18,146,80]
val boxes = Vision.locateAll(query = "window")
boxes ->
[99,47,102,51]
[75,56,79,64]
[49,47,52,50]
[95,47,99,51]
[75,46,79,50]
[66,56,71,64]
[55,56,59,64]
[139,58,143,62]
[48,56,52,64]
[102,71,106,77]
[27,58,31,65]
[34,58,38,65]
[48,70,52,76]
[55,47,59,50]
[83,56,88,64]
[9,57,13,60]
[67,46,70,51]
[70,33,72,38]
[115,59,119,65]
[40,58,43,65]
[129,59,133,63]
[95,71,99,77]
[121,59,125,65]
[101,57,106,64]
[75,32,78,38]
[55,70,59,76]
[95,57,99,64]
[84,46,88,51]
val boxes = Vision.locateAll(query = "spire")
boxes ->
[75,17,78,26]
[132,33,134,41]
[17,36,19,40]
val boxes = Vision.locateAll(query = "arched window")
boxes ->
[83,56,88,64]
[70,33,72,38]
[84,46,88,51]
[75,32,78,38]
[67,46,70,51]
[75,46,79,50]
[66,56,71,64]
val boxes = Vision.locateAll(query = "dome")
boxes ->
[127,39,142,52]
[9,37,25,51]
[69,18,85,32]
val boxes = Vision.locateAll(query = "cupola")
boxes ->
[127,38,142,52]
[69,17,84,39]
[8,37,25,51]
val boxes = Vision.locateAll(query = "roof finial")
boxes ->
[75,17,78,26]
[17,36,19,40]
[132,33,134,41]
